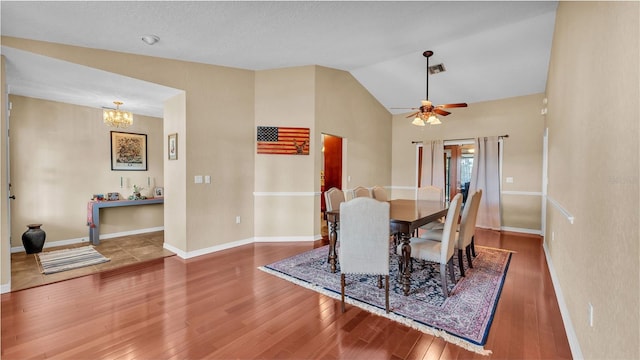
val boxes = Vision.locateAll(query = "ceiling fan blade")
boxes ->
[405,112,419,118]
[437,103,468,109]
[434,108,451,116]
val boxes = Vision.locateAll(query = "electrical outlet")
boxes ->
[589,303,594,327]
[506,177,514,183]
[236,216,241,224]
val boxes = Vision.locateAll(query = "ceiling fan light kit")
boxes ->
[405,50,468,127]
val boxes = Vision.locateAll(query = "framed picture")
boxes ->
[111,131,147,171]
[154,187,164,198]
[168,133,178,160]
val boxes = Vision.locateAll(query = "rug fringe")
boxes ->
[258,266,492,356]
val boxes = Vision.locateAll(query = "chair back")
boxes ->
[417,186,444,204]
[353,186,371,198]
[457,189,482,249]
[440,193,463,264]
[339,197,390,275]
[324,187,345,212]
[371,186,388,201]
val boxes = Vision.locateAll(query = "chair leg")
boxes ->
[448,259,456,285]
[457,248,466,277]
[341,273,346,313]
[385,275,390,313]
[466,245,473,269]
[440,263,449,298]
[471,235,477,257]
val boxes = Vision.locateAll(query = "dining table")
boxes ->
[325,199,448,296]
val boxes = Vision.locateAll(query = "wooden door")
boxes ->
[321,134,342,212]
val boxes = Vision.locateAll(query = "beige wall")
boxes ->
[1,36,256,255]
[1,55,9,288]
[392,93,545,231]
[544,2,639,359]
[8,96,164,247]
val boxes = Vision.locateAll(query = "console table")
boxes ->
[87,198,164,245]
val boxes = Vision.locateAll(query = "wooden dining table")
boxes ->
[325,199,448,296]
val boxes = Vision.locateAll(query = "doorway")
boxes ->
[321,134,343,213]
[417,141,475,204]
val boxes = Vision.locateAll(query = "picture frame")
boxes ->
[168,133,178,160]
[154,187,164,198]
[111,131,147,171]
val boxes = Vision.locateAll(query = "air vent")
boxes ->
[428,63,446,75]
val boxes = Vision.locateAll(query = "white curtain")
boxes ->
[469,136,501,230]
[420,140,445,189]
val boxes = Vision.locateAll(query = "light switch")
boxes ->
[195,175,203,184]
[204,175,211,184]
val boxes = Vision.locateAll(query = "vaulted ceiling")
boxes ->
[1,1,558,118]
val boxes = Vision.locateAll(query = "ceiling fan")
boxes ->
[393,50,468,126]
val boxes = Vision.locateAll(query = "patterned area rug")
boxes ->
[259,245,511,355]
[37,246,110,274]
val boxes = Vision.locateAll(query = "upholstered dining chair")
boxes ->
[400,193,462,298]
[352,186,371,198]
[371,186,388,201]
[420,189,482,277]
[324,187,345,261]
[339,197,390,313]
[416,185,445,233]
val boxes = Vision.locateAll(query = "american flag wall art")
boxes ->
[256,126,310,155]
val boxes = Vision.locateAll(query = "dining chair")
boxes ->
[324,187,346,262]
[339,197,390,313]
[420,189,482,277]
[371,186,388,201]
[400,193,462,297]
[416,186,445,233]
[352,186,371,198]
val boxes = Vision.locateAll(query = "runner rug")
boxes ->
[259,245,512,355]
[37,246,110,274]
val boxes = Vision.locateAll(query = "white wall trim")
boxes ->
[1,282,11,294]
[543,241,584,360]
[547,195,575,224]
[164,237,255,259]
[389,185,416,191]
[254,235,321,243]
[11,227,165,253]
[500,226,543,235]
[253,192,320,197]
[501,190,542,196]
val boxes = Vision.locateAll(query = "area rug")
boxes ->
[259,245,511,355]
[37,246,110,274]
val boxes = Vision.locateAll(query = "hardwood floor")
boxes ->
[1,229,572,359]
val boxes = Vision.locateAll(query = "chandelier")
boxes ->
[411,100,441,126]
[103,101,133,128]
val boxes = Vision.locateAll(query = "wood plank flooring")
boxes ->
[1,229,572,359]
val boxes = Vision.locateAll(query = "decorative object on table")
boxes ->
[92,194,105,201]
[153,187,164,198]
[168,133,178,160]
[259,245,512,355]
[22,224,46,254]
[110,131,147,171]
[107,192,120,201]
[129,185,146,200]
[103,101,133,128]
[36,246,110,274]
[256,126,310,155]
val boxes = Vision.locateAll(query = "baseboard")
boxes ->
[11,227,165,253]
[164,237,255,259]
[500,226,543,236]
[254,235,320,242]
[543,242,584,359]
[1,282,11,294]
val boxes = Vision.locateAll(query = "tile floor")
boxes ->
[10,231,174,292]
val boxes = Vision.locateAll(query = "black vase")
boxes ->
[22,224,46,254]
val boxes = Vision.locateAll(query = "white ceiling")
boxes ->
[0,1,558,118]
